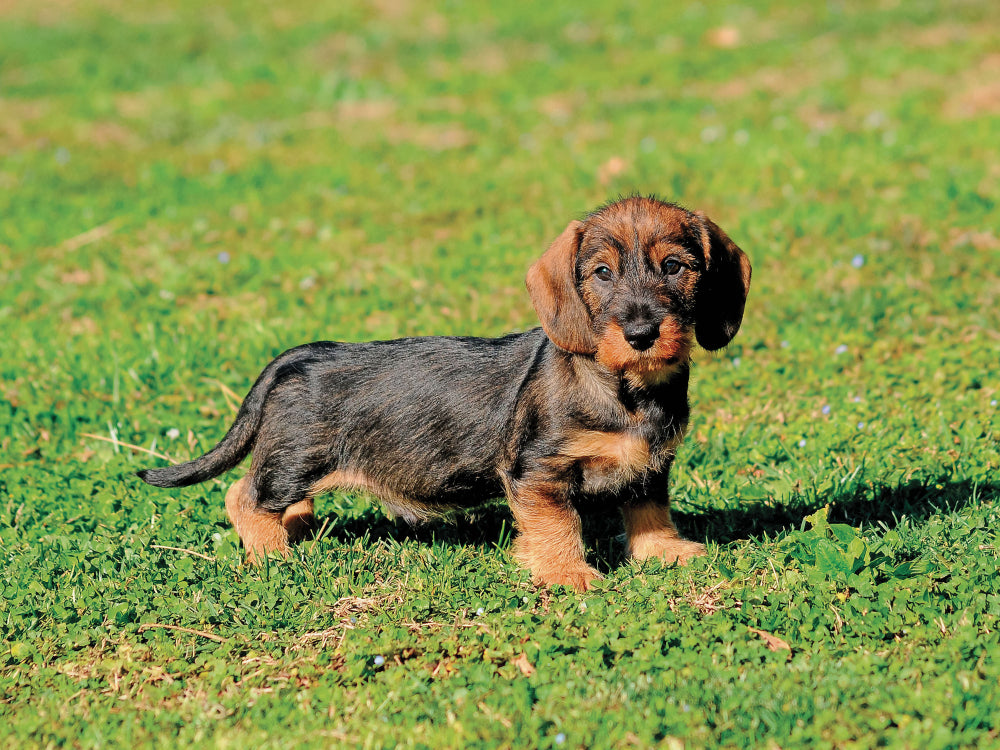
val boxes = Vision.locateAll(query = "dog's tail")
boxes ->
[137,344,324,488]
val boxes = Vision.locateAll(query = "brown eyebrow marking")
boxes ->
[583,242,622,272]
[587,229,628,257]
[648,240,699,265]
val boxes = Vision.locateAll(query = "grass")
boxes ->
[1,0,999,746]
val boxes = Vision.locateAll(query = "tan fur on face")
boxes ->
[590,198,700,252]
[595,319,693,389]
[622,502,706,564]
[510,482,601,591]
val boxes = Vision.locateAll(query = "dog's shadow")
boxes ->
[677,477,997,546]
[314,500,514,551]
[312,478,998,573]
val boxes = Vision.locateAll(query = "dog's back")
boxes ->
[249,330,550,514]
[141,330,553,512]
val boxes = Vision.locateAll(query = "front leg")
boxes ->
[509,480,601,591]
[623,470,705,565]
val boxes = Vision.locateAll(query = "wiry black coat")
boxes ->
[139,328,689,518]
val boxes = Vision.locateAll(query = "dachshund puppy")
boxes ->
[139,196,751,590]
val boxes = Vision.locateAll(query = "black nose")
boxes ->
[623,321,660,351]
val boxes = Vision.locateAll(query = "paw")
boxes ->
[244,540,290,565]
[535,564,603,592]
[630,536,706,565]
[510,527,597,591]
[666,539,707,565]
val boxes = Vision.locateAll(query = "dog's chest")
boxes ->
[562,421,684,495]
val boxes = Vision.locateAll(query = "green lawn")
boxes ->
[2,0,999,747]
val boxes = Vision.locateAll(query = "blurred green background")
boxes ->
[1,0,999,747]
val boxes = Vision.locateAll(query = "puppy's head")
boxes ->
[526,196,751,384]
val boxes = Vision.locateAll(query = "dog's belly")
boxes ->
[404,467,506,509]
[311,463,504,524]
[381,473,505,524]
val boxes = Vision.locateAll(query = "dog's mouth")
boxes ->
[617,346,691,390]
[595,320,692,378]
[627,346,690,371]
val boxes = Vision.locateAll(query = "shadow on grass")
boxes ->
[677,476,999,546]
[315,499,515,550]
[311,477,998,572]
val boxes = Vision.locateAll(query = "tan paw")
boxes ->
[535,564,603,592]
[630,536,706,565]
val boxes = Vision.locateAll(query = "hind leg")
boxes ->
[225,477,318,560]
[281,498,317,544]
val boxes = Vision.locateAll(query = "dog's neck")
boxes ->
[566,348,689,416]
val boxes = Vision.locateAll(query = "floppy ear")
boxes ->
[694,212,752,351]
[526,220,597,354]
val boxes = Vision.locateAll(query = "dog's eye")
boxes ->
[663,258,684,276]
[594,265,614,282]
